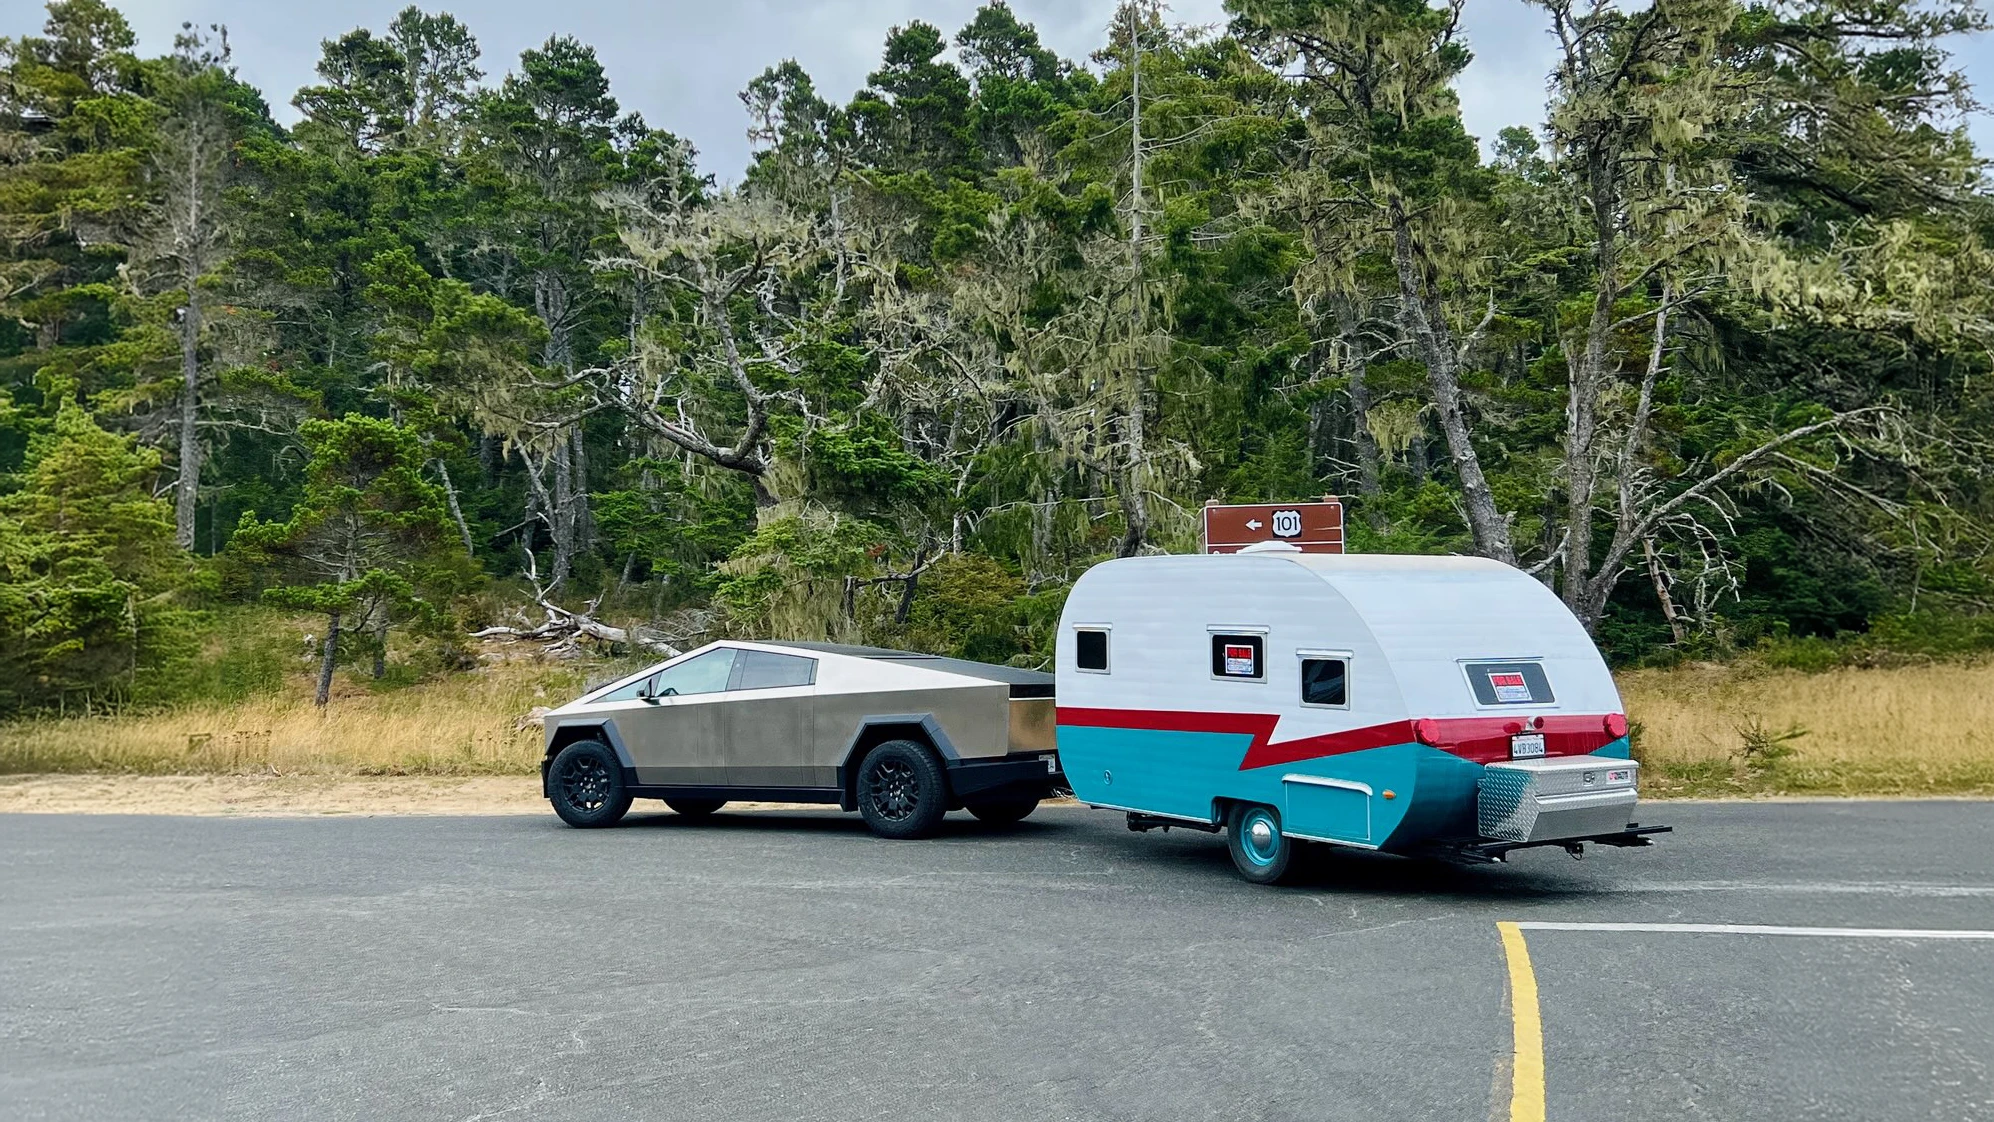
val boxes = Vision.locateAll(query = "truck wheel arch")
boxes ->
[837,716,955,810]
[542,720,635,795]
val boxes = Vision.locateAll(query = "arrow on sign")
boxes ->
[1245,519,1263,530]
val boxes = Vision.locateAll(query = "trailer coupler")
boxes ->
[1454,824,1672,864]
[1126,812,1222,835]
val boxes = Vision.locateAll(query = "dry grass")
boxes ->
[1621,660,1994,797]
[3,650,1991,799]
[0,774,548,815]
[0,659,586,777]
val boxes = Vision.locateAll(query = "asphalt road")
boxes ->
[3,801,1991,1122]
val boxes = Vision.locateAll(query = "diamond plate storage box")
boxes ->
[1478,754,1639,843]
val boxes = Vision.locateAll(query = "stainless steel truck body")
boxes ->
[541,641,1058,837]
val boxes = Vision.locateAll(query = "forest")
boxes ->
[5,0,1994,718]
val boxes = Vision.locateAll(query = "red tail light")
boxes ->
[1414,718,1442,746]
[1604,713,1629,738]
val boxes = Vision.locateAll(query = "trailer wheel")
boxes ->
[548,740,632,828]
[665,798,725,819]
[966,797,1039,825]
[857,740,947,839]
[1226,803,1295,885]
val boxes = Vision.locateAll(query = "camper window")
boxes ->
[1299,657,1349,707]
[1210,634,1265,681]
[1463,661,1555,706]
[1075,628,1111,673]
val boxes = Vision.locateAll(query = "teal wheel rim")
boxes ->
[1239,809,1282,866]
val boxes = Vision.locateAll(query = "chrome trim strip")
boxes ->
[1280,773,1374,797]
[1284,830,1382,851]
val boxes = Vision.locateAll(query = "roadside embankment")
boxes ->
[3,656,1989,805]
[1620,660,1994,797]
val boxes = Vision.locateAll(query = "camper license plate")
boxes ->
[1510,733,1546,759]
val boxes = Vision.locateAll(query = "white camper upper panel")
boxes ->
[1058,554,1408,734]
[1057,552,1620,722]
[1281,554,1620,716]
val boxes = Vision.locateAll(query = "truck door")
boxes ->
[707,649,819,788]
[620,647,738,786]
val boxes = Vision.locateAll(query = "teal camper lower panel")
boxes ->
[1056,721,1633,850]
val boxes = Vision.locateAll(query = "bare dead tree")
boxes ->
[469,545,683,658]
[592,183,819,493]
[123,98,233,549]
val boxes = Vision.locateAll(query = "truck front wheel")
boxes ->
[857,741,948,840]
[548,740,632,828]
[1226,802,1295,885]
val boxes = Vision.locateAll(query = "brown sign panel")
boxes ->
[1203,500,1345,554]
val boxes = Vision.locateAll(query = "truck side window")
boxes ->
[1211,634,1264,680]
[645,648,738,697]
[1076,628,1110,672]
[1300,658,1348,706]
[732,650,816,690]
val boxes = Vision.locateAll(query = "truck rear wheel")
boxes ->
[857,740,947,840]
[966,798,1039,825]
[1226,803,1295,885]
[665,798,725,819]
[548,740,632,828]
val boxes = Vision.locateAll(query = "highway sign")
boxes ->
[1202,499,1345,554]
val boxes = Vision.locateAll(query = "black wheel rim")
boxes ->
[865,758,920,821]
[557,754,611,813]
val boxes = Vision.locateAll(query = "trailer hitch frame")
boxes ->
[1453,823,1672,864]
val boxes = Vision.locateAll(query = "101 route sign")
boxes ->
[1202,499,1345,554]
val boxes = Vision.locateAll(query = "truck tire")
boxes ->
[548,740,632,828]
[1226,802,1295,885]
[966,798,1039,825]
[665,798,726,819]
[857,740,948,840]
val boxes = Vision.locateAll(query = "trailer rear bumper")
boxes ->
[1478,753,1641,843]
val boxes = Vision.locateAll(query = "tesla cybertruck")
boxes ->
[541,641,1059,837]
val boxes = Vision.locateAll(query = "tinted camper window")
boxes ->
[1464,661,1555,706]
[1211,634,1264,680]
[1075,629,1110,672]
[1300,658,1348,706]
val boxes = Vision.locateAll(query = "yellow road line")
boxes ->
[1498,921,1546,1122]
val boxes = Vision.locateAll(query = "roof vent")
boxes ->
[1235,541,1304,554]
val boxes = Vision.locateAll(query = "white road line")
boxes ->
[1514,922,1994,940]
[1612,881,1994,898]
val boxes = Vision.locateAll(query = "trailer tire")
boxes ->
[547,740,632,828]
[665,798,725,819]
[966,797,1039,825]
[1225,802,1295,885]
[857,740,948,840]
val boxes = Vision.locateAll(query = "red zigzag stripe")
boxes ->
[1055,707,1620,771]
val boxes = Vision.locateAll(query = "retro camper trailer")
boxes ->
[1055,544,1667,883]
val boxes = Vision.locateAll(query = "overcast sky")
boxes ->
[78,0,1994,180]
